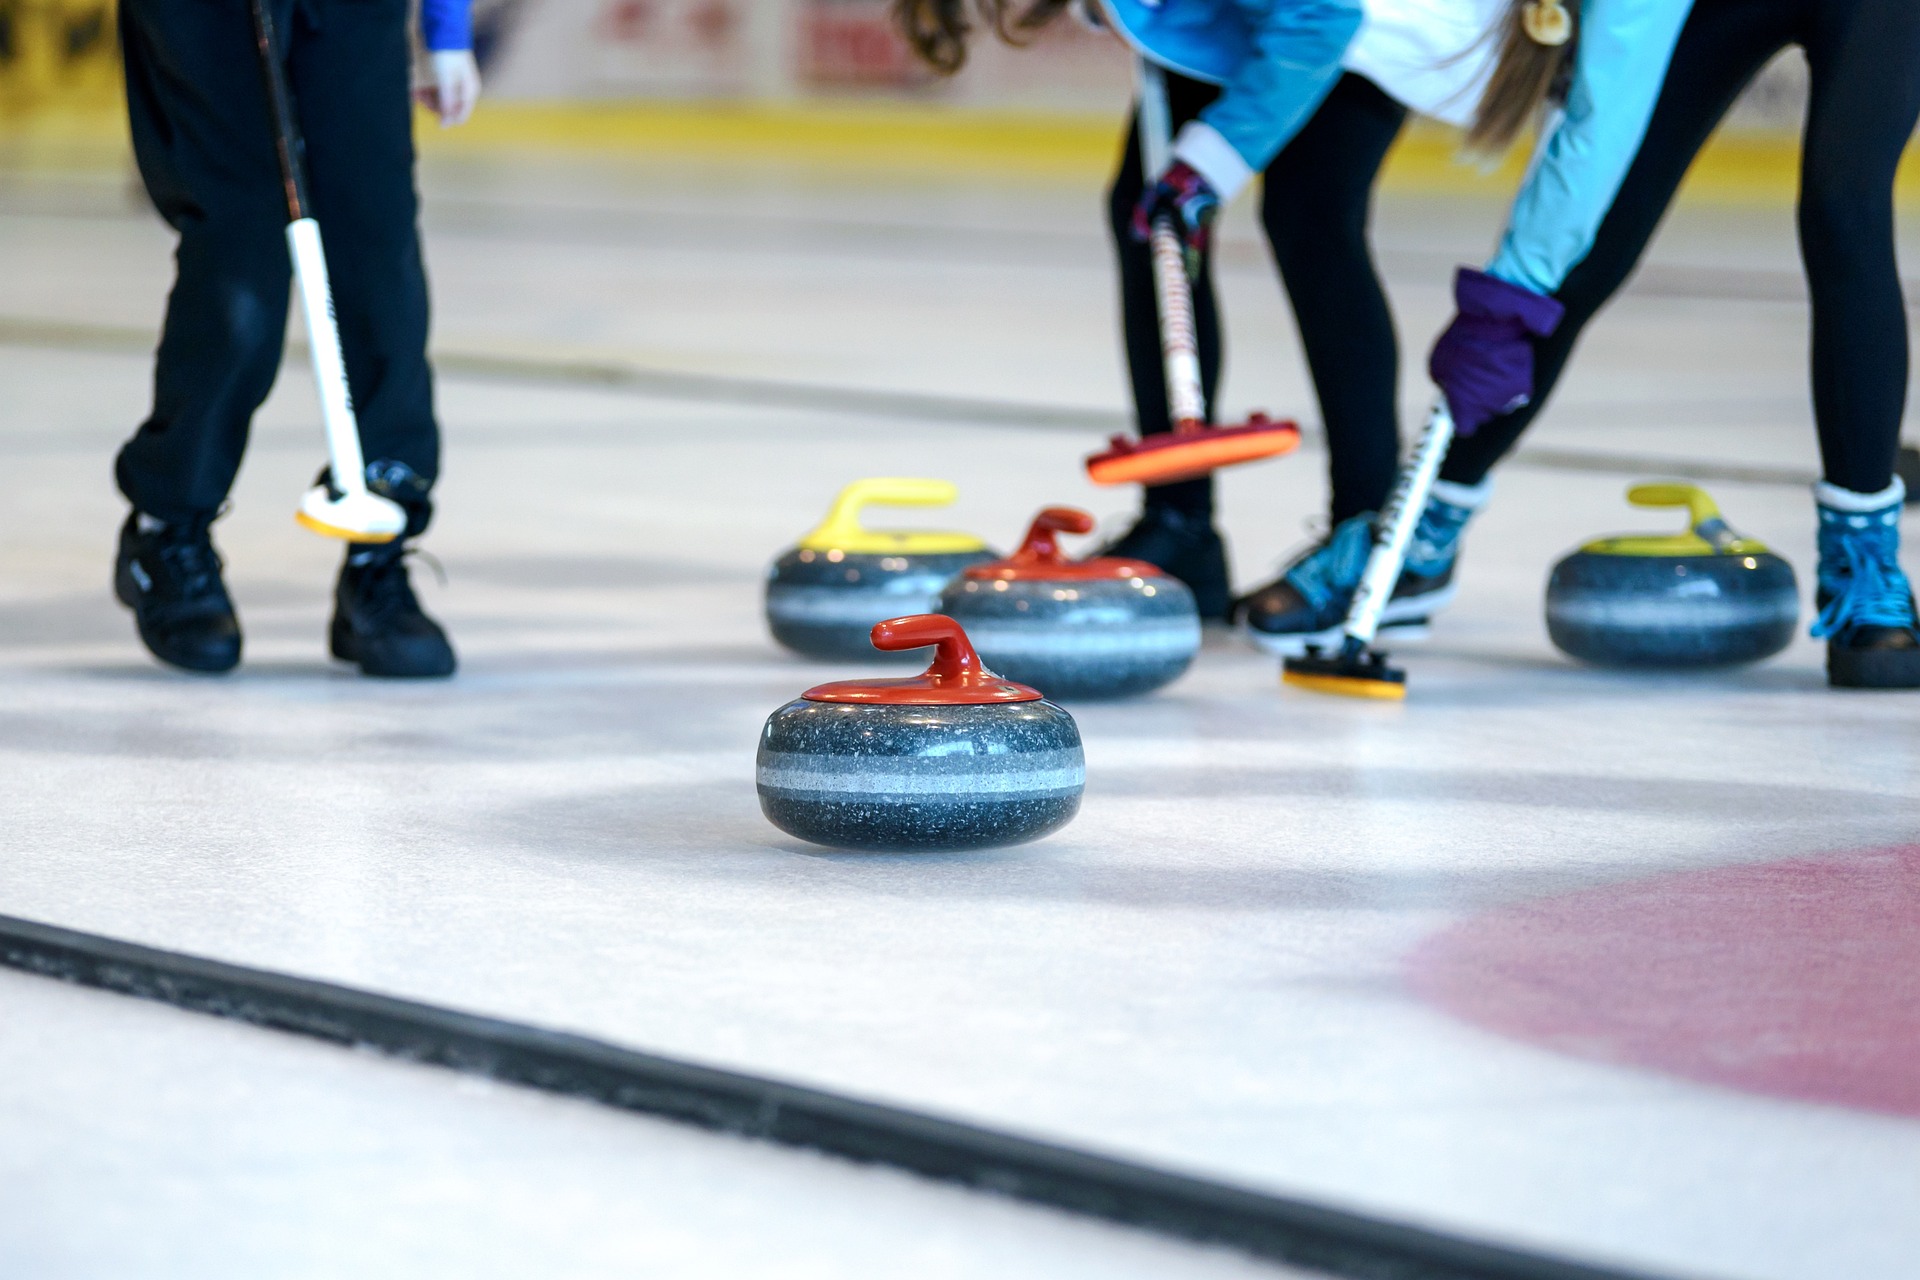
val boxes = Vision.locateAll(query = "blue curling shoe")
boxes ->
[1814,479,1920,690]
[1238,478,1487,656]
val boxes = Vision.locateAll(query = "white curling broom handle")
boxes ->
[1344,401,1455,646]
[1138,60,1206,429]
[286,218,370,500]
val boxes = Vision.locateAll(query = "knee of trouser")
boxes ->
[1798,175,1892,262]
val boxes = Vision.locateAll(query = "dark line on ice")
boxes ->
[0,913,1666,1280]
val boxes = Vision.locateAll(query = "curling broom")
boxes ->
[1086,60,1300,488]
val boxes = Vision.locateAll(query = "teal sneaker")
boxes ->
[1237,478,1489,656]
[1813,479,1920,689]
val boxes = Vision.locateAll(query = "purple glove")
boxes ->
[1428,268,1565,435]
[1132,160,1220,278]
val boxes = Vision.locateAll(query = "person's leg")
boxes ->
[1240,74,1447,653]
[1797,0,1920,686]
[292,0,439,531]
[114,0,294,522]
[288,0,455,678]
[1261,73,1406,524]
[1101,72,1234,617]
[1107,73,1223,520]
[110,0,302,672]
[1438,0,1796,486]
[1796,0,1920,494]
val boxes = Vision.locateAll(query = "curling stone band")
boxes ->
[767,548,994,658]
[1546,483,1799,668]
[941,506,1201,701]
[765,478,994,661]
[757,614,1084,852]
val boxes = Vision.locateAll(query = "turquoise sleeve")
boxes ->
[1198,0,1364,173]
[1486,0,1694,295]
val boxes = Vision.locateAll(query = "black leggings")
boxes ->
[1109,73,1408,523]
[1442,0,1920,494]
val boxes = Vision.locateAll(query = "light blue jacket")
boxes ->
[1099,0,1365,201]
[1486,0,1695,294]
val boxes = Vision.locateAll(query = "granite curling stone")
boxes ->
[765,477,995,661]
[1546,483,1799,668]
[757,614,1084,852]
[938,506,1200,700]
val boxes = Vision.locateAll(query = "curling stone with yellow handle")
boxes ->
[1546,484,1799,668]
[765,478,995,661]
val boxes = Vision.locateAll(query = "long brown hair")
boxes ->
[894,0,1076,75]
[1467,0,1580,155]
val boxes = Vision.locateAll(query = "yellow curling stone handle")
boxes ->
[1581,483,1771,557]
[798,477,988,555]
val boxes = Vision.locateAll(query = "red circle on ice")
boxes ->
[1407,847,1920,1117]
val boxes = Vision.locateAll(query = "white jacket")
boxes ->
[1345,0,1507,127]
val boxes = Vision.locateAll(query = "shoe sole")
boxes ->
[1243,584,1456,657]
[1248,620,1430,657]
[330,616,458,679]
[1828,646,1920,689]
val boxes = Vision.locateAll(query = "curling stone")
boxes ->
[1546,483,1799,668]
[757,614,1084,852]
[939,506,1200,700]
[765,477,995,661]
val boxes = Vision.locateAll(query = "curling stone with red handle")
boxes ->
[938,507,1200,700]
[765,478,995,661]
[757,615,1084,852]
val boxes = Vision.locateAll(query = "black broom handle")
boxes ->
[249,0,311,222]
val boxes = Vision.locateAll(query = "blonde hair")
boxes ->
[1467,0,1580,155]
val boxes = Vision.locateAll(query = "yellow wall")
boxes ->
[1,22,1905,211]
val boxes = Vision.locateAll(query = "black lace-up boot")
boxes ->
[330,542,456,679]
[114,510,242,673]
[1093,505,1232,620]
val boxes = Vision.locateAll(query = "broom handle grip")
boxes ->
[1343,401,1455,646]
[250,0,310,223]
[1138,60,1207,431]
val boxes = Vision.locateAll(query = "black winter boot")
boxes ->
[1093,505,1232,620]
[330,544,456,679]
[114,510,241,673]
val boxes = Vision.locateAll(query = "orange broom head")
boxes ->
[1280,647,1407,700]
[1086,414,1301,487]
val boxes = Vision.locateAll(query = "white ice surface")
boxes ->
[1,159,1918,1280]
[0,971,1300,1279]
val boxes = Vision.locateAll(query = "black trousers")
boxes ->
[1441,0,1920,494]
[1108,73,1408,523]
[116,0,439,526]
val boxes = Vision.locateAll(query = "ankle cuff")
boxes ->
[1429,476,1493,512]
[1815,476,1905,513]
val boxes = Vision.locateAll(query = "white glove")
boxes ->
[415,49,481,128]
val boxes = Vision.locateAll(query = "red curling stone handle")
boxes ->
[870,613,986,682]
[1010,506,1095,568]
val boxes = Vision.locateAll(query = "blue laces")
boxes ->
[1812,505,1916,637]
[1283,514,1375,611]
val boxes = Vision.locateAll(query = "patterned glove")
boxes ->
[1131,160,1220,279]
[1428,268,1566,436]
